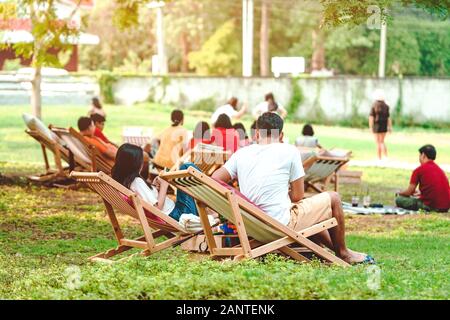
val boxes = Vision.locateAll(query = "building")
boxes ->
[0,0,99,71]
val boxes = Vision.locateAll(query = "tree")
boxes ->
[0,0,82,119]
[188,19,241,75]
[319,0,448,27]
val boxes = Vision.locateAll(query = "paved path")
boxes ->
[349,159,450,173]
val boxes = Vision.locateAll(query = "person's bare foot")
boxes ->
[340,249,370,264]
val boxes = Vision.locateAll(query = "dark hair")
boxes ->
[171,109,184,126]
[78,117,93,131]
[193,121,210,140]
[112,143,144,189]
[268,101,278,112]
[233,122,248,140]
[302,124,314,136]
[265,92,275,102]
[419,144,436,160]
[256,112,283,137]
[250,120,257,138]
[90,113,106,124]
[372,100,389,122]
[228,97,238,109]
[214,114,233,129]
[92,97,102,109]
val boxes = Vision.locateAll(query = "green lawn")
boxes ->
[0,180,448,299]
[0,103,449,300]
[1,103,450,165]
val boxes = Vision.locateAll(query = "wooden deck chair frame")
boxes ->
[160,167,349,266]
[170,145,230,176]
[70,171,195,262]
[302,155,349,193]
[25,129,91,182]
[68,127,114,174]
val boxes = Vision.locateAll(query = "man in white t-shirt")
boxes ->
[211,97,247,125]
[212,112,374,265]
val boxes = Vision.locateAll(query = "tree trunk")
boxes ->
[311,27,325,71]
[31,65,42,119]
[260,0,270,76]
[180,32,190,73]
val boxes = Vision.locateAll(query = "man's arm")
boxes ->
[211,167,232,183]
[399,183,418,197]
[368,116,374,131]
[289,177,305,203]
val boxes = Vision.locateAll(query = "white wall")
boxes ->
[113,76,450,122]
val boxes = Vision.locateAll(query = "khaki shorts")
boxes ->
[287,192,333,231]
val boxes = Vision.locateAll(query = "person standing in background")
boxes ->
[88,97,106,118]
[369,90,392,162]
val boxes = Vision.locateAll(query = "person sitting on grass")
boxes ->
[212,112,374,265]
[295,124,323,149]
[233,122,250,148]
[211,114,240,154]
[396,145,450,213]
[78,116,117,161]
[188,121,212,151]
[90,113,117,146]
[112,143,200,221]
[153,110,188,169]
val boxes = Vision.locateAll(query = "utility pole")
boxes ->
[148,1,167,75]
[242,0,254,77]
[378,19,387,78]
[260,0,270,77]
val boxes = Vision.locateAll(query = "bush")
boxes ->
[190,98,216,112]
[97,72,118,104]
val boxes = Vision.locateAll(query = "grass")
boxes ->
[0,165,449,299]
[0,103,449,299]
[1,103,450,165]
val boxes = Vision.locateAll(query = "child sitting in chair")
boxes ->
[112,143,200,221]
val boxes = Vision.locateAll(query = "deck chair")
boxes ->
[70,171,200,262]
[170,143,230,176]
[68,127,115,174]
[25,129,91,182]
[303,154,349,193]
[160,167,349,266]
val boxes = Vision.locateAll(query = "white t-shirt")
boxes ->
[253,101,287,119]
[295,136,319,148]
[211,104,238,124]
[223,143,305,225]
[130,177,175,215]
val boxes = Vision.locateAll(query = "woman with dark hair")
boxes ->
[112,143,200,221]
[210,97,247,124]
[253,92,287,119]
[295,124,322,148]
[233,122,250,147]
[153,109,188,169]
[369,90,392,161]
[188,121,212,150]
[88,97,106,118]
[211,114,240,153]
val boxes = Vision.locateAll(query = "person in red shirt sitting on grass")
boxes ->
[396,144,450,212]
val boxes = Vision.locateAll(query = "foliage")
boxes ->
[286,79,304,119]
[0,0,81,68]
[190,97,216,112]
[188,19,241,76]
[97,72,118,104]
[320,0,449,28]
[79,0,156,72]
